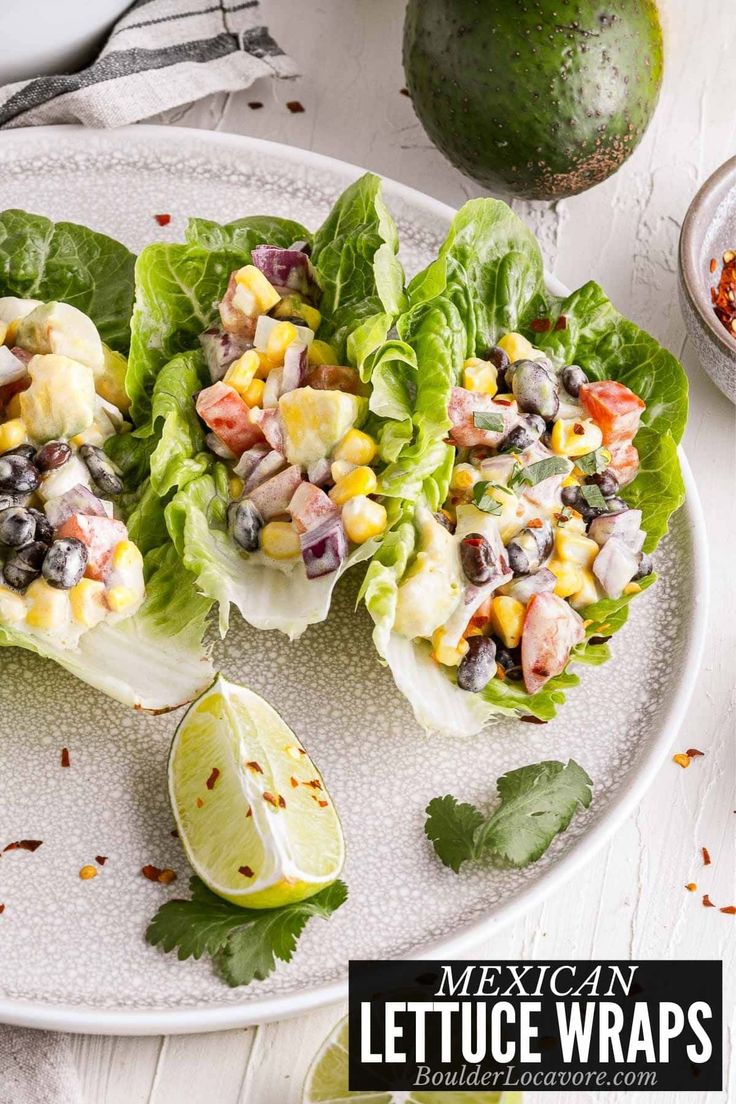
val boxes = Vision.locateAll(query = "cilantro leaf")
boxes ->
[509,456,570,490]
[575,447,609,475]
[580,483,607,511]
[472,411,504,433]
[472,480,502,515]
[146,877,348,987]
[425,760,593,872]
[425,795,485,872]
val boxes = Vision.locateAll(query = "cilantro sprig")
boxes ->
[425,760,592,872]
[509,456,570,491]
[575,447,609,475]
[472,480,502,515]
[146,877,347,987]
[473,411,505,433]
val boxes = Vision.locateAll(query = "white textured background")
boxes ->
[64,0,735,1099]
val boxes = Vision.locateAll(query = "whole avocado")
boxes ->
[403,0,664,200]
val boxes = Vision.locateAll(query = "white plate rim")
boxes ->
[0,125,709,1034]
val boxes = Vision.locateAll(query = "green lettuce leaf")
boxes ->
[185,215,310,254]
[0,209,135,351]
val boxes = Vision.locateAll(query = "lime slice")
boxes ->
[169,674,344,909]
[303,1018,523,1103]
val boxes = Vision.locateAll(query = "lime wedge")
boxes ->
[169,674,344,909]
[303,1019,523,1103]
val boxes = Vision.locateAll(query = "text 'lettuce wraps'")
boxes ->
[359,199,688,736]
[114,173,412,639]
[0,211,213,709]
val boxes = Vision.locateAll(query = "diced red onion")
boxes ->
[250,246,318,299]
[233,443,270,480]
[251,407,284,454]
[299,515,347,579]
[262,367,283,409]
[588,508,644,553]
[307,457,332,486]
[592,537,640,598]
[9,346,32,366]
[0,346,28,386]
[244,450,287,493]
[45,484,107,530]
[199,328,252,383]
[248,465,303,520]
[205,431,237,461]
[501,567,557,604]
[281,342,307,394]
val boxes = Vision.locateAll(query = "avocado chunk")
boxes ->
[394,507,462,640]
[16,301,104,371]
[404,0,664,199]
[20,354,97,442]
[95,343,130,412]
[278,386,366,468]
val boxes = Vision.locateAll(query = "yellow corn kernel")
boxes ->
[261,520,300,560]
[463,357,498,396]
[224,349,260,396]
[0,322,7,345]
[112,540,144,574]
[233,265,281,313]
[265,321,298,366]
[307,339,337,367]
[298,304,321,331]
[25,579,70,630]
[554,526,599,569]
[70,578,107,628]
[79,865,98,881]
[561,473,579,488]
[431,627,469,668]
[450,463,478,493]
[342,495,388,544]
[547,558,583,599]
[106,586,137,613]
[228,475,244,500]
[330,459,355,483]
[71,423,107,448]
[0,418,27,452]
[333,428,377,466]
[5,319,19,346]
[0,585,25,624]
[498,331,536,363]
[623,581,642,596]
[5,393,22,419]
[329,465,377,505]
[550,417,603,458]
[243,377,265,407]
[569,568,599,610]
[490,596,526,649]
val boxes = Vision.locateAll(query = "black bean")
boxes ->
[494,642,524,681]
[585,468,619,498]
[0,454,40,495]
[434,511,455,533]
[457,636,497,693]
[507,541,530,575]
[3,541,47,590]
[28,508,54,545]
[605,496,627,513]
[561,365,588,397]
[506,521,553,575]
[42,538,88,590]
[561,485,581,508]
[35,440,71,471]
[633,554,654,581]
[79,445,123,496]
[501,413,546,452]
[512,359,561,420]
[228,498,262,552]
[3,443,36,460]
[0,507,36,548]
[460,532,495,585]
[485,344,510,372]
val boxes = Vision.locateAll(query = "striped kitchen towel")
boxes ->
[0,0,297,129]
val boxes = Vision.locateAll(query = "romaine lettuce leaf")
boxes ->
[185,215,310,254]
[0,209,135,352]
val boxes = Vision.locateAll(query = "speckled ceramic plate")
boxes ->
[0,127,707,1034]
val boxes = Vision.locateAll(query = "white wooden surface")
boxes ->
[71,1,735,1100]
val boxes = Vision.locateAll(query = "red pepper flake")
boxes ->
[278,794,286,809]
[239,865,254,878]
[0,904,4,914]
[286,100,305,114]
[710,257,717,273]
[141,864,162,882]
[154,213,171,226]
[304,778,323,791]
[248,101,263,109]
[686,748,705,758]
[318,799,328,808]
[95,855,107,866]
[711,249,736,337]
[246,760,263,774]
[289,776,299,788]
[263,791,279,807]
[158,868,176,886]
[702,846,712,866]
[60,747,70,768]
[496,663,506,680]
[685,882,697,892]
[554,314,568,331]
[206,767,220,791]
[702,894,715,908]
[494,398,512,406]
[573,422,585,434]
[527,518,543,529]
[530,318,552,333]
[521,715,547,724]
[720,905,736,915]
[246,806,252,818]
[3,839,42,853]
[196,797,204,809]
[400,87,410,96]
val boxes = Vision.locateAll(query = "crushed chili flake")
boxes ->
[60,747,70,768]
[686,748,705,758]
[702,894,715,908]
[289,776,299,788]
[196,797,204,809]
[702,846,712,866]
[263,791,279,807]
[248,101,263,109]
[494,397,512,406]
[239,865,254,877]
[672,753,691,768]
[530,317,552,333]
[246,760,263,773]
[554,314,568,331]
[79,865,97,880]
[141,864,161,882]
[286,100,305,114]
[278,794,287,809]
[521,715,547,724]
[710,257,717,273]
[304,778,323,790]
[496,663,506,680]
[573,422,585,434]
[685,882,697,892]
[154,213,171,226]
[95,855,107,866]
[527,517,543,528]
[3,839,43,853]
[158,868,176,886]
[142,865,176,885]
[711,249,736,337]
[0,904,4,914]
[246,806,252,818]
[720,905,736,915]
[206,767,220,791]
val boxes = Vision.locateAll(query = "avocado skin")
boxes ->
[403,0,664,200]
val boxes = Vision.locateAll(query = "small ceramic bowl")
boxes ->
[679,155,736,403]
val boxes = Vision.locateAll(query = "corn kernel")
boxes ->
[112,540,143,573]
[243,378,265,407]
[623,582,642,595]
[70,578,107,628]
[0,322,7,345]
[550,417,603,458]
[5,393,21,419]
[0,585,25,624]
[431,627,469,667]
[333,428,377,466]
[5,319,19,346]
[342,495,388,544]
[79,865,98,880]
[450,463,478,493]
[233,265,280,313]
[331,459,355,483]
[265,321,298,366]
[554,527,599,569]
[548,558,583,599]
[569,567,599,610]
[224,350,260,396]
[463,357,498,396]
[106,586,137,613]
[308,339,337,367]
[490,596,526,649]
[229,475,244,500]
[561,473,579,488]
[0,418,27,452]
[298,304,321,331]
[673,753,691,769]
[261,520,300,560]
[25,579,70,630]
[71,423,107,448]
[329,465,377,505]
[498,332,536,363]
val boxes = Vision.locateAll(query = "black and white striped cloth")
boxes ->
[0,0,297,129]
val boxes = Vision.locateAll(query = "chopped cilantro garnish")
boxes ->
[473,411,505,433]
[580,483,608,511]
[510,456,570,490]
[472,480,502,515]
[575,448,609,475]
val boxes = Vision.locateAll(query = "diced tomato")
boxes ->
[218,273,257,339]
[248,465,303,521]
[289,482,338,534]
[57,514,128,581]
[606,441,640,487]
[196,382,264,456]
[578,380,645,445]
[305,364,363,395]
[521,592,585,695]
[448,387,518,448]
